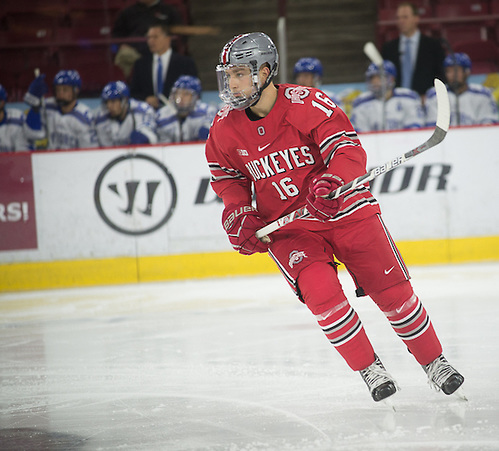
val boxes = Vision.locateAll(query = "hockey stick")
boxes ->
[363,42,383,66]
[363,42,387,130]
[34,68,49,149]
[255,78,450,240]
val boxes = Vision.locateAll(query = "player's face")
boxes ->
[225,66,253,97]
[295,72,317,88]
[173,89,196,117]
[368,74,394,99]
[445,66,466,85]
[396,5,419,36]
[147,27,171,55]
[217,63,260,110]
[55,85,77,107]
[105,99,124,118]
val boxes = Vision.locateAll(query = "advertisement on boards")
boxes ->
[0,153,37,251]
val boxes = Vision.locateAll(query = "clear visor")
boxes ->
[171,88,197,116]
[216,64,260,110]
[367,74,395,99]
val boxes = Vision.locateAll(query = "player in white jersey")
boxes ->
[293,57,344,109]
[156,75,217,143]
[350,60,424,132]
[95,81,157,147]
[24,70,98,150]
[0,84,31,152]
[425,52,498,127]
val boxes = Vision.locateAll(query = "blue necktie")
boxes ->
[156,56,163,95]
[401,38,412,89]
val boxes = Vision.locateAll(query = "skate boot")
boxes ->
[359,354,398,402]
[423,354,464,395]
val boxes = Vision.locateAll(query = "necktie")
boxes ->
[156,56,163,96]
[401,38,412,89]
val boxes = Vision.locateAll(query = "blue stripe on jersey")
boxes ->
[95,114,111,125]
[157,116,177,127]
[6,117,23,126]
[71,109,92,125]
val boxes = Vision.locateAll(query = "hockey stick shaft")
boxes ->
[34,68,50,148]
[255,78,450,240]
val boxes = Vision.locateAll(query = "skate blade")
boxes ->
[452,387,468,402]
[382,395,397,412]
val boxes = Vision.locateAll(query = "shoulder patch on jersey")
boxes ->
[393,87,420,100]
[352,92,375,107]
[284,86,311,104]
[216,104,232,122]
[467,83,494,96]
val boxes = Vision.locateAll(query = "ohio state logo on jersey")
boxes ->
[284,86,311,104]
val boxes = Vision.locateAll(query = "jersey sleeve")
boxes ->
[476,89,499,124]
[205,111,252,206]
[134,101,158,144]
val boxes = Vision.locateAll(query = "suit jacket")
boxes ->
[381,34,446,96]
[130,51,198,101]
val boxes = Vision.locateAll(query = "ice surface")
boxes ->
[1,263,498,450]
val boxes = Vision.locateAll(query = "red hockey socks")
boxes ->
[298,262,375,371]
[383,293,442,365]
[315,301,375,371]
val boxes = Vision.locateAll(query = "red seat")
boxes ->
[57,46,124,95]
[443,23,488,46]
[435,2,489,17]
[453,39,499,74]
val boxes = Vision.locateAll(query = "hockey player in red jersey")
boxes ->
[205,32,464,402]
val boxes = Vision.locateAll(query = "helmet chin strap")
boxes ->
[249,66,275,108]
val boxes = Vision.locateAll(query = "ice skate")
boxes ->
[423,354,464,395]
[359,355,399,402]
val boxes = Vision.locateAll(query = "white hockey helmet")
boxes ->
[216,32,279,110]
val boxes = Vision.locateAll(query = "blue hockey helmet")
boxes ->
[101,81,130,100]
[0,84,7,101]
[444,53,472,71]
[172,75,202,97]
[53,70,82,89]
[293,57,323,77]
[365,60,398,80]
[171,75,202,116]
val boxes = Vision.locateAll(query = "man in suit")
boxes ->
[112,0,183,77]
[381,2,446,97]
[130,20,198,109]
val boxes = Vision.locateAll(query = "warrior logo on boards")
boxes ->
[94,154,177,236]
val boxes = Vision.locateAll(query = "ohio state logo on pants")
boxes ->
[289,250,307,268]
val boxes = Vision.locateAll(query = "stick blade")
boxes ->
[363,42,383,66]
[434,78,450,132]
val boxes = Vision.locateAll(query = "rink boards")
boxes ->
[1,125,499,291]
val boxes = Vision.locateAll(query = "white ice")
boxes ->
[1,262,499,450]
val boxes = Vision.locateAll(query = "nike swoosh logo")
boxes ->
[258,143,271,152]
[384,266,395,275]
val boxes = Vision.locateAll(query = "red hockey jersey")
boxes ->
[205,84,380,227]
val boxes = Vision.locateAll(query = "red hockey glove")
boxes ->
[305,174,344,222]
[222,203,270,255]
